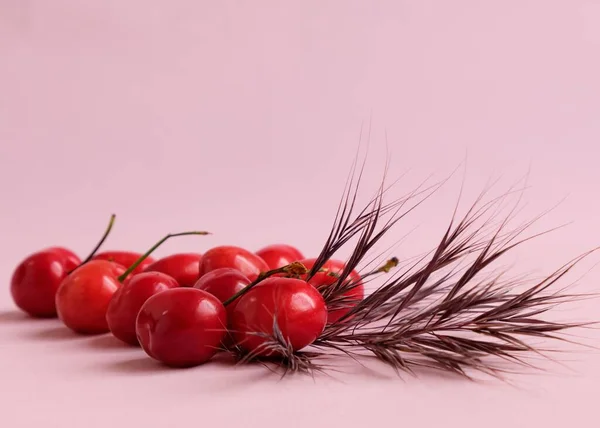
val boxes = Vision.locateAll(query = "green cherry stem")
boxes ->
[80,214,117,265]
[117,231,211,282]
[223,261,308,307]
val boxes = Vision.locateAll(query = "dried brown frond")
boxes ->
[229,316,326,377]
[311,188,599,379]
[231,148,597,380]
[306,144,445,282]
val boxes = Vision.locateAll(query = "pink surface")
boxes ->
[1,1,600,427]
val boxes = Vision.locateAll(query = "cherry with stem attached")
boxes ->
[134,261,319,366]
[56,230,210,334]
[10,214,116,318]
[220,256,398,353]
[224,262,328,357]
[223,259,398,357]
[222,261,308,307]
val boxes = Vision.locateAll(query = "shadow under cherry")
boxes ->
[0,309,53,324]
[102,351,239,375]
[82,334,134,351]
[103,356,174,374]
[24,325,87,341]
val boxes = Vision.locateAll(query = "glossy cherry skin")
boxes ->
[299,258,364,324]
[230,277,328,356]
[143,253,202,287]
[10,248,81,318]
[193,268,251,316]
[106,272,179,345]
[45,247,81,267]
[55,260,126,334]
[91,251,155,277]
[198,246,269,282]
[255,244,304,270]
[136,288,227,367]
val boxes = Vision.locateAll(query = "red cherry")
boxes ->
[298,258,364,324]
[54,231,209,334]
[136,288,227,367]
[230,277,327,357]
[92,251,155,277]
[10,215,117,319]
[106,272,179,345]
[255,244,304,270]
[10,248,81,318]
[55,260,126,334]
[198,246,269,282]
[301,258,362,283]
[193,268,250,316]
[143,253,202,287]
[44,247,81,267]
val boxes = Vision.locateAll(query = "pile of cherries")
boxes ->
[9,223,363,368]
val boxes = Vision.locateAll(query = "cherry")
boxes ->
[91,251,155,277]
[230,277,327,357]
[10,215,116,318]
[106,272,179,345]
[55,231,209,334]
[299,258,364,324]
[45,247,81,266]
[10,248,81,318]
[56,260,126,334]
[193,268,251,316]
[143,253,203,287]
[255,244,304,270]
[198,246,269,282]
[136,288,227,367]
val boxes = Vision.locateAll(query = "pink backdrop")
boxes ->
[1,1,600,427]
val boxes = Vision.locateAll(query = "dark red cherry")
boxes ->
[298,258,364,324]
[193,268,251,316]
[255,244,304,270]
[198,246,269,282]
[143,253,203,287]
[55,260,126,334]
[106,271,179,345]
[10,214,118,318]
[230,277,328,357]
[10,248,81,318]
[136,288,227,367]
[44,247,81,267]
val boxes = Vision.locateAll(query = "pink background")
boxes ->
[1,1,600,427]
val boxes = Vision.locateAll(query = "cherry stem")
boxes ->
[223,261,308,307]
[117,231,210,282]
[80,214,117,265]
[360,257,399,280]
